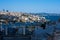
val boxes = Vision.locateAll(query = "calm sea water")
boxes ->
[45,16,60,21]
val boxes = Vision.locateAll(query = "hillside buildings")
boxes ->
[0,11,47,23]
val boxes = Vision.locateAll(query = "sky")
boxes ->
[0,0,60,13]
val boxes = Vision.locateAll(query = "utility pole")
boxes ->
[0,22,2,31]
[22,26,25,35]
[5,20,8,35]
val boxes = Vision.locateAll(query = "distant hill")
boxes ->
[29,13,60,16]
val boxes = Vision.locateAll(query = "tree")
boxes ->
[41,22,46,29]
[3,9,5,12]
[6,10,9,12]
[58,18,60,22]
